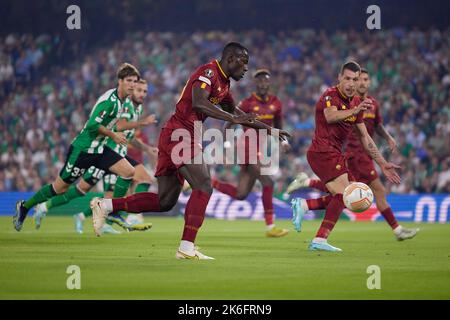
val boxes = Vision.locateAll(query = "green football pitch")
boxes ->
[0,216,449,299]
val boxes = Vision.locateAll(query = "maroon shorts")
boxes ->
[307,149,350,184]
[154,127,202,185]
[346,151,378,185]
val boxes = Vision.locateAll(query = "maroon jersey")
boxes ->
[239,93,282,129]
[345,95,382,153]
[164,59,235,136]
[309,86,363,154]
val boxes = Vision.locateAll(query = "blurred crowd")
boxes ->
[1,28,450,196]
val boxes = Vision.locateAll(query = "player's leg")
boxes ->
[175,163,214,260]
[34,178,93,230]
[108,158,135,198]
[132,164,153,193]
[369,178,419,241]
[287,172,329,194]
[13,145,88,231]
[255,165,289,237]
[212,165,256,199]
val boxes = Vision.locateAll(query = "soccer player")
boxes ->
[212,69,290,237]
[90,42,291,260]
[13,63,147,231]
[33,79,156,234]
[290,61,401,252]
[286,69,419,241]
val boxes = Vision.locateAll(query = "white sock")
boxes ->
[42,202,48,212]
[393,225,403,235]
[179,240,195,254]
[313,237,327,243]
[300,199,309,211]
[102,199,113,214]
[267,224,275,231]
[78,212,86,221]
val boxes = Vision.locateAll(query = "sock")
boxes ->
[262,186,274,226]
[135,183,151,193]
[212,179,237,198]
[309,179,329,193]
[111,192,161,213]
[46,185,85,210]
[181,189,211,243]
[179,240,195,254]
[316,194,345,239]
[306,195,332,210]
[24,184,57,210]
[380,207,399,230]
[83,206,92,218]
[113,176,133,198]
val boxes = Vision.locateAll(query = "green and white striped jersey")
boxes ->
[71,88,124,154]
[105,97,143,157]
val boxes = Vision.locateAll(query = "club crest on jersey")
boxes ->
[99,110,106,118]
[325,96,332,101]
[205,69,214,78]
[269,104,275,110]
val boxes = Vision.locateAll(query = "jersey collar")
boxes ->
[252,92,269,102]
[336,86,351,102]
[215,60,229,79]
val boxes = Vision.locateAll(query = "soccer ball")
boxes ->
[343,182,374,213]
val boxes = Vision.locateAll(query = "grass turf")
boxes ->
[0,216,449,299]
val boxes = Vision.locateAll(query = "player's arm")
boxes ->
[130,137,157,155]
[355,123,401,184]
[375,124,397,153]
[272,102,291,151]
[192,86,255,125]
[324,98,372,123]
[85,100,127,145]
[116,114,157,131]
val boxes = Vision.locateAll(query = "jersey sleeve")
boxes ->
[274,98,283,127]
[85,100,113,133]
[192,66,216,95]
[374,100,383,126]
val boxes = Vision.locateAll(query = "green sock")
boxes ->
[113,177,133,198]
[82,206,92,218]
[24,184,56,210]
[47,185,84,210]
[135,183,150,193]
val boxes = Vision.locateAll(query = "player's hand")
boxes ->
[139,115,157,127]
[232,113,257,125]
[279,129,292,140]
[388,138,398,154]
[112,132,127,145]
[147,146,158,156]
[281,140,291,153]
[353,98,373,115]
[381,162,401,184]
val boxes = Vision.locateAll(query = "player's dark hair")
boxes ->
[117,63,141,80]
[360,68,369,75]
[138,79,147,85]
[340,61,361,75]
[222,42,248,58]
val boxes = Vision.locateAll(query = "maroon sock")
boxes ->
[112,192,161,213]
[380,207,399,230]
[262,186,274,226]
[212,178,237,198]
[306,194,332,210]
[309,179,329,193]
[316,194,345,239]
[181,189,211,242]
